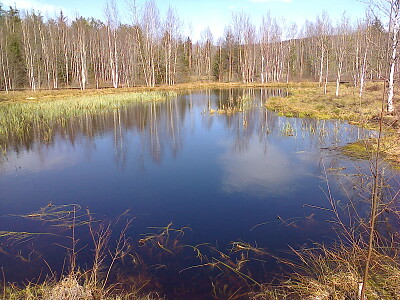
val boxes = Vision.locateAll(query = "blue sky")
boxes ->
[2,0,369,40]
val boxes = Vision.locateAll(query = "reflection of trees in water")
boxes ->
[1,99,186,167]
[108,99,185,167]
[116,100,184,167]
[198,88,287,153]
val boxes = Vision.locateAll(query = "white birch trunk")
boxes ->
[387,21,398,113]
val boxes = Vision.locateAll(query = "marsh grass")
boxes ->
[266,83,383,123]
[281,121,296,136]
[208,95,253,115]
[0,91,176,150]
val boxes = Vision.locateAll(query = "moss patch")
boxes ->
[342,140,374,160]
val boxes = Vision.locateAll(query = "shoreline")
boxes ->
[0,81,308,103]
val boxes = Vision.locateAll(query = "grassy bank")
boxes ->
[266,82,400,167]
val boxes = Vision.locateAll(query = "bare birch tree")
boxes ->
[315,12,331,87]
[365,0,400,112]
[105,0,120,88]
[72,17,88,90]
[386,0,399,113]
[334,14,350,96]
[162,7,181,85]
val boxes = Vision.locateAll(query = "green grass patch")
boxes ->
[0,91,176,148]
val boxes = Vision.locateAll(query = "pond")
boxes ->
[0,88,397,297]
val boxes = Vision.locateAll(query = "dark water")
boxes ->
[0,89,398,297]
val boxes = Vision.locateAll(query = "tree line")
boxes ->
[0,1,397,108]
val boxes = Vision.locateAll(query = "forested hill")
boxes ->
[0,2,391,96]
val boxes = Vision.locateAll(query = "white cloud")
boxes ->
[2,0,66,16]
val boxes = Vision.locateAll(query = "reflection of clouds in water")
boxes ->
[219,138,302,197]
[1,145,79,174]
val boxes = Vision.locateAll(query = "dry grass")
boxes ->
[251,244,400,300]
[46,275,92,300]
[381,134,400,168]
[266,82,383,123]
[2,276,165,300]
